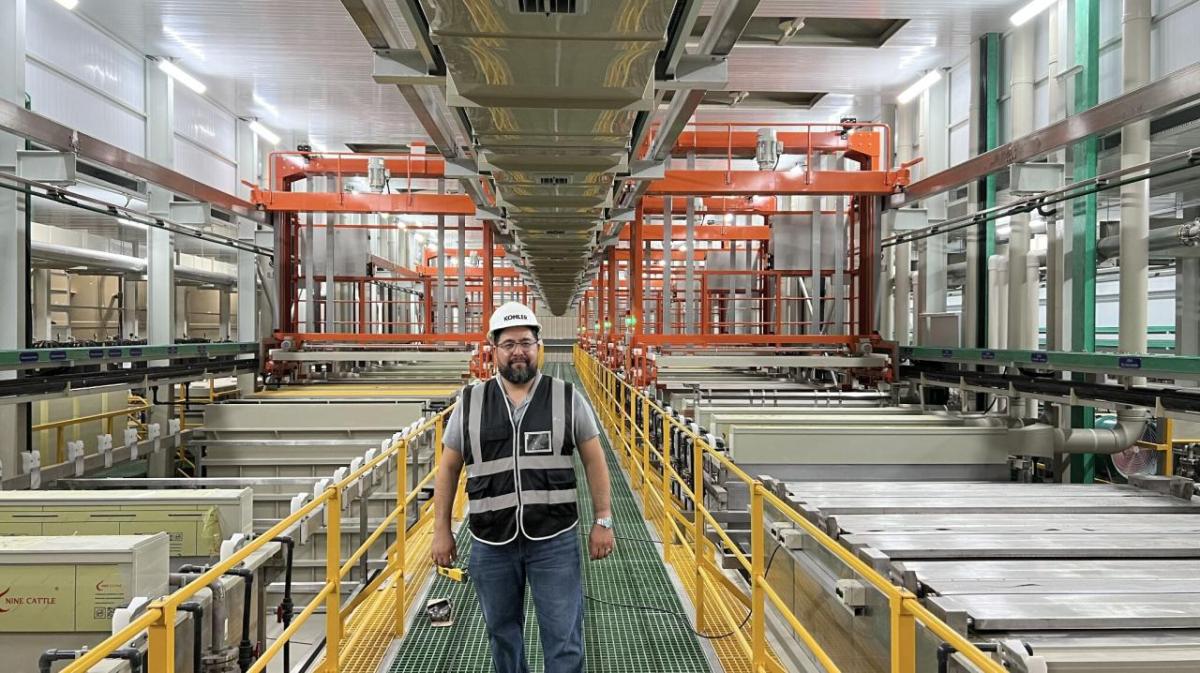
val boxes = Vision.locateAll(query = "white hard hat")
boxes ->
[487,302,540,341]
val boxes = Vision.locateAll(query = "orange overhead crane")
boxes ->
[584,121,911,385]
[252,150,507,381]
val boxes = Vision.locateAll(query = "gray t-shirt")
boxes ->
[442,374,600,454]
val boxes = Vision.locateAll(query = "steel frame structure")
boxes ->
[254,150,515,356]
[579,122,905,384]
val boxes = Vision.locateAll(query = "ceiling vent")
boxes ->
[516,0,580,15]
[538,176,572,185]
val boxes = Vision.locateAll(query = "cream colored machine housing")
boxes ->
[0,489,253,559]
[0,535,173,673]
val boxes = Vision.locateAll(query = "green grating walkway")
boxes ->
[387,363,711,673]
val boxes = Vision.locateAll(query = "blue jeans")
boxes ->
[469,530,585,673]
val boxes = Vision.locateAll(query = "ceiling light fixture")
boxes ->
[157,59,206,95]
[54,0,78,9]
[1010,0,1056,26]
[896,70,942,105]
[248,120,281,145]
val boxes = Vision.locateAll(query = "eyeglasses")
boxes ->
[497,339,539,353]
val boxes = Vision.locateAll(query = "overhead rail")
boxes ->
[885,145,1200,247]
[0,341,258,370]
[0,98,259,218]
[574,347,1009,673]
[57,403,460,673]
[892,59,1200,207]
[0,172,272,257]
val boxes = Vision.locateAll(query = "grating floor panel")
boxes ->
[387,363,712,672]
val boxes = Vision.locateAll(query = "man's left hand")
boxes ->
[589,524,615,560]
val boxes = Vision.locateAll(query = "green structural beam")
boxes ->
[0,342,258,368]
[902,346,1200,380]
[1070,0,1101,482]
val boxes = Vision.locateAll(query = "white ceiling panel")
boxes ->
[75,0,432,151]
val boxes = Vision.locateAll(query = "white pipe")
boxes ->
[988,255,1008,348]
[1026,255,1040,349]
[1007,21,1036,351]
[894,242,911,345]
[1046,217,1063,350]
[1120,0,1152,363]
[945,409,1148,454]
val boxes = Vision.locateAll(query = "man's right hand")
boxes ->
[431,529,457,567]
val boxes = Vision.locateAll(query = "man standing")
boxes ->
[432,301,614,673]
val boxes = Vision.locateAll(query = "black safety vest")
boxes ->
[460,375,578,544]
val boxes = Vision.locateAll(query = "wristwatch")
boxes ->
[594,516,613,530]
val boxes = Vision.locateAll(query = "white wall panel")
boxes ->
[173,138,236,194]
[1034,13,1050,79]
[1098,45,1122,103]
[25,0,144,113]
[25,61,145,156]
[1034,80,1050,129]
[1152,0,1200,78]
[948,125,970,166]
[174,87,236,161]
[1100,0,1122,43]
[948,65,970,125]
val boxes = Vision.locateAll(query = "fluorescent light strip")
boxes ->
[1010,0,1057,26]
[897,70,943,105]
[54,0,78,9]
[248,121,281,145]
[157,60,206,95]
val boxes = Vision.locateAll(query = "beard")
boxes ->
[498,356,538,384]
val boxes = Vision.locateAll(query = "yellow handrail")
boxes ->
[573,345,1008,673]
[33,402,151,463]
[59,402,458,673]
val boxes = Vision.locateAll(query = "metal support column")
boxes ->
[32,269,50,342]
[146,60,176,478]
[0,0,29,476]
[684,152,696,331]
[235,116,260,395]
[218,287,231,341]
[631,204,644,338]
[661,196,672,334]
[1069,0,1100,482]
[436,179,445,333]
[121,277,139,339]
[1178,258,1200,387]
[482,223,494,327]
[1119,0,1151,367]
[456,215,466,331]
[1008,22,1037,351]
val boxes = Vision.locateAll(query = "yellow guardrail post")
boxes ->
[394,438,408,637]
[750,482,766,671]
[891,593,917,673]
[325,485,343,671]
[641,396,651,490]
[693,435,706,629]
[660,418,672,535]
[617,377,626,452]
[147,600,176,672]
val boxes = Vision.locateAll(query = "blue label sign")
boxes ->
[48,350,67,361]
[129,348,143,357]
[18,351,39,363]
[108,348,122,357]
[167,346,179,355]
[941,349,954,358]
[981,350,996,360]
[88,349,104,359]
[1031,352,1049,364]
[1119,356,1142,370]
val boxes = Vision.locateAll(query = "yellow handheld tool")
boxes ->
[437,566,467,582]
